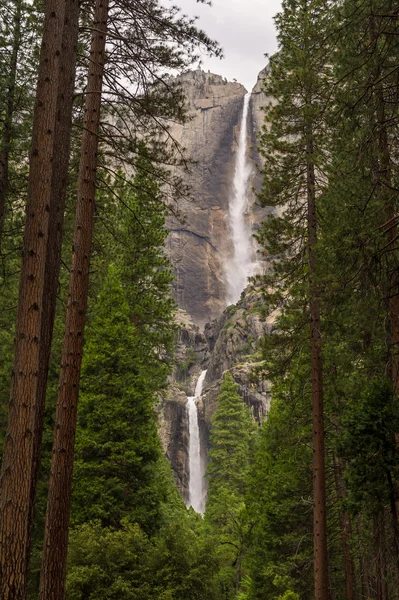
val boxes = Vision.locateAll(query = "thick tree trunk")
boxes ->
[30,0,80,531]
[306,133,329,600]
[0,3,67,598]
[333,455,356,600]
[0,0,22,246]
[39,2,108,598]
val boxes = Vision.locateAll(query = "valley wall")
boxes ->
[159,67,273,499]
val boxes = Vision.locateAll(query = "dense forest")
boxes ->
[1,0,399,600]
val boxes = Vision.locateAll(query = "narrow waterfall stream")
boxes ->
[187,370,207,514]
[225,92,254,305]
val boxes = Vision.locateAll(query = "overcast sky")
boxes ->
[175,0,282,91]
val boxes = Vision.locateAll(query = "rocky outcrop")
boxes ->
[159,67,276,501]
[199,286,272,429]
[167,70,246,326]
[158,309,209,496]
[173,308,209,395]
[158,385,189,502]
[159,287,273,500]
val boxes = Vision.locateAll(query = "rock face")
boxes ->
[167,69,270,327]
[158,309,209,496]
[159,287,272,500]
[158,385,189,502]
[199,287,272,430]
[159,67,275,501]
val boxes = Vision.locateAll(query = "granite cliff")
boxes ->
[166,69,270,327]
[158,68,273,499]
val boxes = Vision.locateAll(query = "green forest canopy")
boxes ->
[1,1,399,600]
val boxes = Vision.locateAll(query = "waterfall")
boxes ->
[225,92,254,305]
[187,370,207,514]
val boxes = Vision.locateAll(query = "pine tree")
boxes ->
[0,0,23,242]
[256,2,335,597]
[205,372,256,597]
[207,373,254,500]
[0,2,80,596]
[39,1,108,597]
[70,265,167,532]
[247,378,314,600]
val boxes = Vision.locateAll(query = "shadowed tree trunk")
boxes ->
[306,128,329,600]
[39,1,108,597]
[0,0,22,246]
[357,517,370,600]
[374,513,386,600]
[0,2,68,598]
[333,454,357,600]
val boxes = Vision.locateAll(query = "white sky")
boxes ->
[175,0,282,91]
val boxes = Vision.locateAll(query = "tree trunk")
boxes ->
[377,88,399,397]
[0,0,23,246]
[374,513,385,600]
[386,470,399,581]
[0,3,68,598]
[356,517,370,600]
[39,1,108,598]
[368,15,399,394]
[333,455,357,600]
[28,0,80,559]
[371,20,399,573]
[306,132,329,600]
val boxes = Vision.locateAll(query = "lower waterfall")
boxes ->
[186,370,207,514]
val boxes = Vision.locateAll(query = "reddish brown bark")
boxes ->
[39,1,108,597]
[306,132,329,600]
[0,0,22,246]
[30,0,80,532]
[0,3,67,598]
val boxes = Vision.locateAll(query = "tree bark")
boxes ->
[368,15,399,394]
[39,1,108,597]
[356,517,370,600]
[0,3,68,598]
[374,513,385,600]
[306,132,329,600]
[28,0,80,560]
[0,0,22,247]
[333,455,357,600]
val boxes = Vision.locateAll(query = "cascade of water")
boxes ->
[225,92,254,305]
[187,370,207,514]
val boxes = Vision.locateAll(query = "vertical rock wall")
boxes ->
[167,70,271,326]
[160,68,273,500]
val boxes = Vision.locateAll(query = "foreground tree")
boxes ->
[0,1,80,597]
[70,263,169,533]
[256,1,335,597]
[205,372,255,597]
[39,1,109,597]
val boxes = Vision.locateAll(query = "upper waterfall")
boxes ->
[225,92,255,305]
